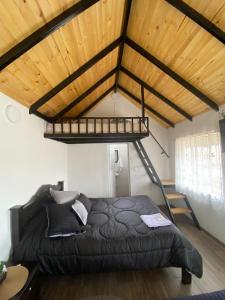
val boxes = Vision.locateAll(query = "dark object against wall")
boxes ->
[219,119,225,153]
[10,181,64,257]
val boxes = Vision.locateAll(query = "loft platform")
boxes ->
[44,117,149,144]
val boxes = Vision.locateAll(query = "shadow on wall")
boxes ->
[129,143,166,205]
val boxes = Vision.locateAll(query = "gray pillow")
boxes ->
[78,193,92,213]
[50,189,79,204]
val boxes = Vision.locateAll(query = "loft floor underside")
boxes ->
[45,133,148,144]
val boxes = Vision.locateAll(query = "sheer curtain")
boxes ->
[175,131,224,209]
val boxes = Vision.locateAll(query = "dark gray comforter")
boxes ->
[13,195,202,277]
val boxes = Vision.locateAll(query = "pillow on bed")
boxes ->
[50,189,79,204]
[78,193,92,213]
[72,200,88,225]
[46,201,83,237]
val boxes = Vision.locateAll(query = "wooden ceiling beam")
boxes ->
[75,85,115,118]
[114,0,133,92]
[125,37,219,111]
[121,66,192,121]
[33,111,52,123]
[166,0,225,45]
[54,66,119,119]
[118,85,175,127]
[29,37,122,114]
[0,0,99,71]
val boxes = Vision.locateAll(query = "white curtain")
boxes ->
[175,131,224,209]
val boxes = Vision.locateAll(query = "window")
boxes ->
[175,131,223,202]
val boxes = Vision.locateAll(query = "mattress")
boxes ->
[46,120,147,135]
[13,195,202,276]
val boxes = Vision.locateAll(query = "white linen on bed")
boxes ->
[72,200,88,225]
[141,213,172,228]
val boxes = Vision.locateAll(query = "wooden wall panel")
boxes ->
[127,0,225,105]
[65,75,115,117]
[39,47,118,116]
[184,0,225,32]
[119,72,185,124]
[122,45,209,117]
[0,0,79,55]
[0,0,125,110]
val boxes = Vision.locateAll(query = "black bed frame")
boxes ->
[9,180,192,284]
[10,181,64,256]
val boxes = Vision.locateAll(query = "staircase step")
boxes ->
[166,193,185,200]
[161,179,176,186]
[171,207,192,215]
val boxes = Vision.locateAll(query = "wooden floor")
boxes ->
[40,215,225,300]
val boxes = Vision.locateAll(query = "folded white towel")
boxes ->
[141,213,172,228]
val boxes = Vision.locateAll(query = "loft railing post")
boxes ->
[108,118,110,134]
[139,117,142,133]
[132,118,134,133]
[101,118,103,134]
[78,119,80,134]
[124,118,126,133]
[69,120,71,134]
[53,122,55,134]
[94,118,96,134]
[116,118,118,133]
[61,120,63,134]
[141,85,145,119]
[86,118,88,134]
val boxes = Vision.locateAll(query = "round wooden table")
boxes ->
[0,265,28,300]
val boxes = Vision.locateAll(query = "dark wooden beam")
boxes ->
[114,0,132,92]
[0,0,99,71]
[141,85,145,118]
[166,0,225,45]
[121,66,192,121]
[54,66,119,119]
[75,85,115,118]
[118,85,175,127]
[125,37,219,111]
[29,37,122,114]
[33,111,52,123]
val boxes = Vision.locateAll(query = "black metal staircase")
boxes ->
[133,139,201,229]
[133,139,174,222]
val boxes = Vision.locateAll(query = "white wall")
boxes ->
[67,144,110,197]
[169,108,225,244]
[0,93,67,261]
[68,93,170,204]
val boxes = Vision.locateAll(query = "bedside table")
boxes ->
[0,263,40,300]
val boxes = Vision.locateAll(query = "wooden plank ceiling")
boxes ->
[0,0,224,128]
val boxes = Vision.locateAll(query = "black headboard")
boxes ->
[10,181,64,258]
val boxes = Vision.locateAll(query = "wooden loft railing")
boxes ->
[50,117,149,135]
[44,117,149,144]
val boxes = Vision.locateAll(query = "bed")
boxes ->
[10,182,202,284]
